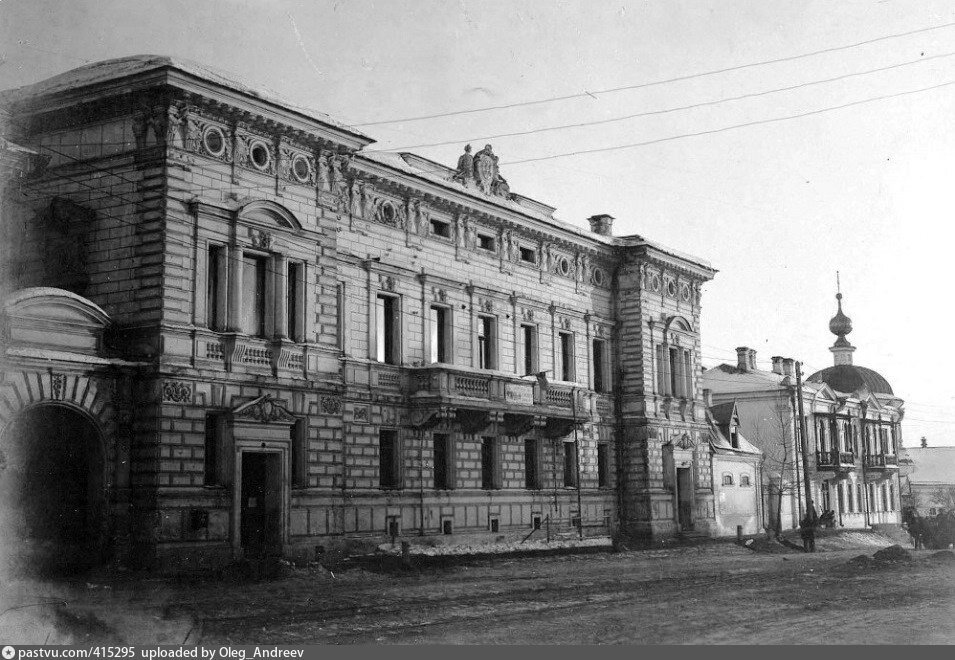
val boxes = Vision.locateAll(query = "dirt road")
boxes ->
[4,542,954,644]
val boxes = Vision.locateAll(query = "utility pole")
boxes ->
[795,362,814,518]
[789,388,804,520]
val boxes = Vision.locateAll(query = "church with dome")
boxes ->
[702,287,904,533]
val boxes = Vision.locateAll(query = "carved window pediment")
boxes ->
[232,394,296,423]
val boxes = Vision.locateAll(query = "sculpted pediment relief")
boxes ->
[232,394,296,423]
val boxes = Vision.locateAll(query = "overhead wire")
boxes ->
[354,19,955,126]
[369,51,955,153]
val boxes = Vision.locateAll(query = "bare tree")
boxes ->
[931,485,955,512]
[752,400,799,538]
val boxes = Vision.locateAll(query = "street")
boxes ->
[3,537,953,644]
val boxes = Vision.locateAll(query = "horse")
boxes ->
[902,507,927,550]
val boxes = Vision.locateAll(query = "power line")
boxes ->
[370,51,955,153]
[500,78,955,166]
[354,19,955,126]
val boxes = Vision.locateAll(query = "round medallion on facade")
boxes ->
[250,140,271,171]
[557,256,571,276]
[591,267,606,286]
[202,126,226,157]
[380,202,396,225]
[291,154,311,183]
[667,280,677,297]
[650,274,661,292]
[680,283,691,302]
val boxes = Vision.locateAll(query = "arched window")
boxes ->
[722,473,734,486]
[740,474,751,487]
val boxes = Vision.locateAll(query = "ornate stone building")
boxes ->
[0,56,723,572]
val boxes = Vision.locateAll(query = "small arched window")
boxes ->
[722,473,734,486]
[740,474,751,487]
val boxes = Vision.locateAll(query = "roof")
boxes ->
[806,364,893,396]
[902,447,955,485]
[0,54,370,141]
[709,401,737,427]
[701,364,792,394]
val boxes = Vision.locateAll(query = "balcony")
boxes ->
[410,365,585,411]
[815,449,856,471]
[406,364,592,435]
[863,453,899,470]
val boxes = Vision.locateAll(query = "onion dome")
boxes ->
[807,365,894,396]
[828,292,852,338]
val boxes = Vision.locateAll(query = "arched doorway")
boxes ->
[0,404,107,575]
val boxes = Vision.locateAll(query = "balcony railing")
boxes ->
[816,450,856,469]
[409,364,581,410]
[863,453,899,469]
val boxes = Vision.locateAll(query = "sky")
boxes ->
[1,0,954,446]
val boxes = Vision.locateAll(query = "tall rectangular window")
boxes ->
[379,429,400,488]
[430,306,450,364]
[592,338,607,392]
[524,438,541,490]
[881,483,889,511]
[481,436,499,489]
[203,413,220,486]
[521,324,537,375]
[683,350,693,399]
[656,345,668,394]
[563,440,578,487]
[558,332,574,381]
[241,254,267,337]
[287,261,300,341]
[597,443,610,488]
[207,245,224,330]
[847,482,855,512]
[837,483,845,512]
[291,418,307,488]
[889,483,896,510]
[433,433,452,490]
[477,316,496,370]
[376,294,398,364]
[856,484,863,512]
[668,347,682,397]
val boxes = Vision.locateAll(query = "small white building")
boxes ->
[707,401,762,536]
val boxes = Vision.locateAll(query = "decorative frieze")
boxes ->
[161,380,192,404]
[320,396,342,415]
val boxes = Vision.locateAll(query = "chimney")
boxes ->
[771,356,784,375]
[782,358,795,378]
[736,347,750,372]
[702,388,714,408]
[588,214,615,236]
[747,348,757,371]
[921,437,928,448]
